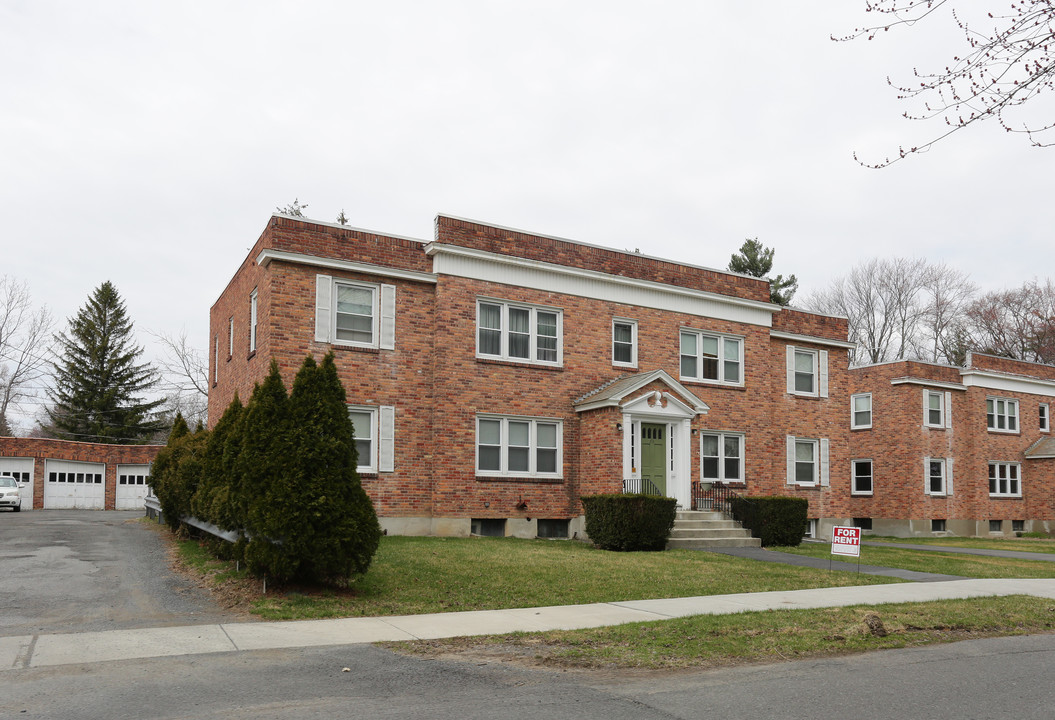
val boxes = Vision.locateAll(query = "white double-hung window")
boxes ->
[680,330,742,385]
[924,390,953,429]
[477,300,562,365]
[786,436,830,486]
[786,347,828,397]
[476,415,562,478]
[700,432,744,483]
[348,405,395,473]
[851,393,872,429]
[315,275,396,350]
[986,397,1019,433]
[988,462,1021,497]
[924,457,953,496]
[612,319,637,367]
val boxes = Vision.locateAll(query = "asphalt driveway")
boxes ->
[0,510,249,637]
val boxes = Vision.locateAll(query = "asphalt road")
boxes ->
[4,632,1055,719]
[0,510,247,636]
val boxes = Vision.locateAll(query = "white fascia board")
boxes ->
[960,369,1055,396]
[257,249,438,284]
[890,377,967,391]
[769,330,857,350]
[426,243,777,327]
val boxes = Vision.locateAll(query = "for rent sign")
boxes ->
[831,526,862,557]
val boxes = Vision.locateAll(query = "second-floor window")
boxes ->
[249,289,258,352]
[1041,403,1050,432]
[477,300,562,365]
[612,319,637,367]
[987,397,1019,433]
[851,393,872,429]
[680,330,742,385]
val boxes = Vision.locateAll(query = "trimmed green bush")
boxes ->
[149,419,207,531]
[581,493,677,551]
[729,495,808,547]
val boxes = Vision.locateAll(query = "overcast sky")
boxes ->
[3,1,1052,431]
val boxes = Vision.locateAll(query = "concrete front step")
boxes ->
[668,509,760,549]
[668,536,761,549]
[669,527,750,539]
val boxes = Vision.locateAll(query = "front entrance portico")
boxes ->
[575,369,708,509]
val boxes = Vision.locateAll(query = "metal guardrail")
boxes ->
[143,495,242,543]
[621,477,662,496]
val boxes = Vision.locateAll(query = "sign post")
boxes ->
[830,525,863,572]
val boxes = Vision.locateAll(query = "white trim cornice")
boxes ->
[960,368,1055,396]
[257,249,438,284]
[769,330,856,350]
[425,242,778,323]
[890,377,967,391]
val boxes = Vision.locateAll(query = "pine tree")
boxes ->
[728,238,798,306]
[47,281,165,443]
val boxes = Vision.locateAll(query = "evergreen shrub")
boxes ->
[581,493,677,551]
[729,495,808,547]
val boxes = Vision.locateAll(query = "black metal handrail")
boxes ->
[691,480,748,513]
[622,477,662,496]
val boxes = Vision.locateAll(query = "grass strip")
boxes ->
[862,536,1055,554]
[774,543,1055,578]
[168,533,901,620]
[387,596,1055,670]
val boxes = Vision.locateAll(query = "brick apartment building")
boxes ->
[208,213,858,539]
[845,353,1055,537]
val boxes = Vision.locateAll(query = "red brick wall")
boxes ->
[0,437,162,509]
[206,215,856,529]
[435,215,772,303]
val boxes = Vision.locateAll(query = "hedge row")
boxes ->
[581,493,677,551]
[729,495,808,547]
[151,354,382,584]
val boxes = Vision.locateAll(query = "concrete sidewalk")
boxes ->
[5,578,1055,672]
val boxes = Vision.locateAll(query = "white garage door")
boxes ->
[0,457,34,510]
[44,460,106,509]
[115,464,152,510]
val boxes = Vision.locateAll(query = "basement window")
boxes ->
[853,517,872,531]
[1013,520,1025,533]
[537,519,569,539]
[471,518,506,537]
[931,519,946,533]
[989,520,1003,534]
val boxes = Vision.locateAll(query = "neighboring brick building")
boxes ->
[845,353,1055,537]
[209,213,856,538]
[0,437,161,510]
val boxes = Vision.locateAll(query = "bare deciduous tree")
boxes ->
[806,258,975,365]
[840,1,1055,166]
[966,280,1055,364]
[149,329,209,428]
[0,277,52,436]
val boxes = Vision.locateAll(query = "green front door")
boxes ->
[640,423,667,496]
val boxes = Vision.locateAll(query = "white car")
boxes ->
[0,476,23,512]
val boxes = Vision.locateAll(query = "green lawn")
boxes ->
[391,595,1055,670]
[230,536,902,620]
[864,536,1055,554]
[773,542,1055,578]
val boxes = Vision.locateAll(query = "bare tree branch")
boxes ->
[839,1,1055,166]
[0,276,53,435]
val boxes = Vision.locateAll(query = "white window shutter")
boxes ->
[786,347,795,394]
[819,351,829,398]
[922,390,929,425]
[786,435,795,484]
[379,284,396,350]
[944,391,953,429]
[946,457,954,495]
[379,405,395,472]
[315,275,332,343]
[923,457,930,495]
[820,438,830,486]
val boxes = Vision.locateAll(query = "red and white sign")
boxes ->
[830,526,862,557]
